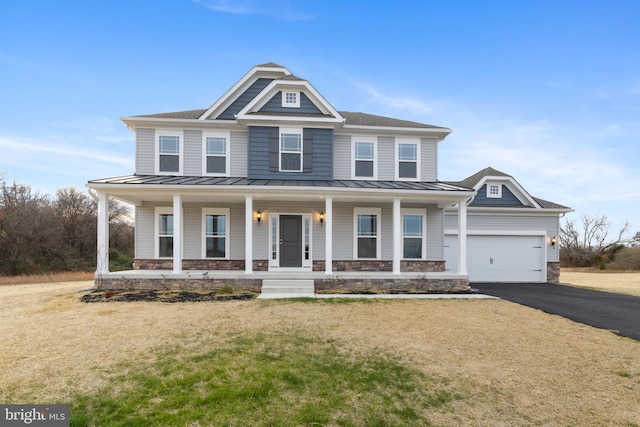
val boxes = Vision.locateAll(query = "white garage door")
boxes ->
[445,235,546,282]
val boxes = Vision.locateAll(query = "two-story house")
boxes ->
[87,62,571,296]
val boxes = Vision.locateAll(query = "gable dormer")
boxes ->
[457,167,543,209]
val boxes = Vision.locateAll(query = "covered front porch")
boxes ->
[89,175,474,295]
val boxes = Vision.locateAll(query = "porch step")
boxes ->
[258,279,315,299]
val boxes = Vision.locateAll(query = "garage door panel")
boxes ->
[445,235,545,282]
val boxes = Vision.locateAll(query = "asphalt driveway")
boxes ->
[475,282,640,341]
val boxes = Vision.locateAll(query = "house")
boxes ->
[86,63,571,295]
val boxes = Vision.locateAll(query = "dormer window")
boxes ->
[282,91,300,108]
[487,184,502,198]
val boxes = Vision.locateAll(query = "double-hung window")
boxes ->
[280,128,303,172]
[203,132,230,176]
[157,130,182,175]
[353,139,376,179]
[354,208,381,259]
[402,210,426,259]
[203,208,229,258]
[396,139,420,180]
[156,208,174,258]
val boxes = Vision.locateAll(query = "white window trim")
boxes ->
[282,91,300,108]
[351,137,378,180]
[353,207,382,260]
[402,208,427,260]
[395,138,421,181]
[279,127,303,172]
[202,131,231,177]
[155,130,183,175]
[201,208,230,259]
[487,183,503,198]
[155,207,175,259]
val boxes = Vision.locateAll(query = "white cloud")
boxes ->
[193,0,314,21]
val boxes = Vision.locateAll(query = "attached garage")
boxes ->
[445,234,546,283]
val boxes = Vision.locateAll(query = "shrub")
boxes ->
[608,247,640,270]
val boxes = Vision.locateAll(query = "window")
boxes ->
[354,208,381,259]
[203,132,230,176]
[396,139,420,180]
[280,129,303,172]
[157,131,182,174]
[282,91,300,108]
[156,209,173,258]
[402,210,426,259]
[487,184,502,198]
[202,209,229,258]
[353,139,376,179]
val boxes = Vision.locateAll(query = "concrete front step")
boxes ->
[258,279,315,299]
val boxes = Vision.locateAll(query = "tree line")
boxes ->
[0,176,133,276]
[560,214,640,269]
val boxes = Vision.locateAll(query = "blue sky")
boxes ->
[1,0,639,236]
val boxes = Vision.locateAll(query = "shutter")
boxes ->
[303,129,313,173]
[269,127,279,172]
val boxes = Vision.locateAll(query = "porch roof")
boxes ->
[87,175,474,207]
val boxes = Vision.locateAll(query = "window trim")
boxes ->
[351,137,378,180]
[155,130,183,175]
[402,208,427,260]
[282,91,300,108]
[353,208,382,260]
[487,183,503,198]
[279,127,303,172]
[155,207,174,259]
[202,208,230,259]
[395,138,421,181]
[202,131,230,177]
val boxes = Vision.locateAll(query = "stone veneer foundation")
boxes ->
[547,262,560,284]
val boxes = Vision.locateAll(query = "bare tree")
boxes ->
[560,214,639,267]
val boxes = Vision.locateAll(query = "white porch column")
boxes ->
[96,192,109,275]
[393,198,401,274]
[245,195,253,274]
[172,194,183,274]
[457,200,468,275]
[325,197,333,274]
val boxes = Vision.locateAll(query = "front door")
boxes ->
[280,215,303,267]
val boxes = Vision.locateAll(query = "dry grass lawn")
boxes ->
[1,279,639,425]
[561,268,640,296]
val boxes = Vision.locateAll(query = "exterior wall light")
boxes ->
[257,211,262,225]
[319,211,325,227]
[550,236,557,247]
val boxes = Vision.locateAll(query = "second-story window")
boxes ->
[396,139,420,180]
[203,132,230,176]
[282,91,300,108]
[280,129,303,172]
[353,140,376,179]
[157,132,182,174]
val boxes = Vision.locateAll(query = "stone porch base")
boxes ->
[94,270,470,294]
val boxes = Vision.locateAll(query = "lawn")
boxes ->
[1,277,639,426]
[561,268,640,296]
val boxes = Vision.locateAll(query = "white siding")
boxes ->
[421,138,437,181]
[183,204,201,259]
[445,212,561,262]
[184,130,202,176]
[135,205,155,258]
[426,208,444,260]
[333,134,351,180]
[230,131,248,177]
[378,137,394,181]
[332,204,353,259]
[136,128,155,175]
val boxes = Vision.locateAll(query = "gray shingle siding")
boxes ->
[472,185,524,206]
[247,126,333,180]
[259,92,323,115]
[217,78,273,120]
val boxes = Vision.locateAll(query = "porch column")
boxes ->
[245,195,253,274]
[325,197,333,274]
[393,198,401,274]
[457,200,468,275]
[173,194,183,274]
[96,191,109,275]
